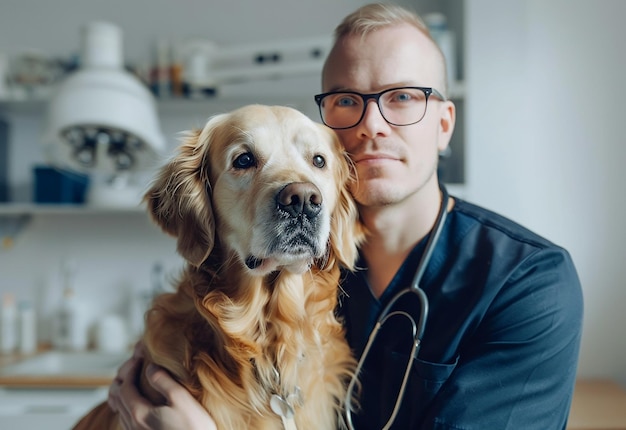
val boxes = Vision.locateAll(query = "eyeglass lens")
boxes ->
[318,88,430,129]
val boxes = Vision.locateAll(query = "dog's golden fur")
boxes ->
[73,105,363,430]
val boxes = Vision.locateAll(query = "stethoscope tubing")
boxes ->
[345,184,450,430]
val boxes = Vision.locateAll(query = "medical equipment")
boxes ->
[345,184,450,430]
[42,22,166,207]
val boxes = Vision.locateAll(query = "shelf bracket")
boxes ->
[0,214,32,248]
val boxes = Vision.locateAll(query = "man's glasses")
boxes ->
[314,86,446,130]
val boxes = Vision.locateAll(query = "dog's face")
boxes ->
[146,105,361,275]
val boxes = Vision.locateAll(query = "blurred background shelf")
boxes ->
[0,203,144,216]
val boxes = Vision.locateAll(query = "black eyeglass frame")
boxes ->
[314,86,447,130]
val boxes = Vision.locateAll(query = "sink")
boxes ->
[1,350,129,376]
[0,350,130,387]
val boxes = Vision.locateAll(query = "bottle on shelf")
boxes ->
[52,259,88,351]
[18,299,37,354]
[0,292,17,355]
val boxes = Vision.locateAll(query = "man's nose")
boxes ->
[357,100,391,138]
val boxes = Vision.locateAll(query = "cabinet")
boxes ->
[0,387,107,430]
[567,379,626,429]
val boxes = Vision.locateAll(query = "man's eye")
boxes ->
[312,154,326,168]
[233,152,256,169]
[393,91,412,102]
[336,96,359,107]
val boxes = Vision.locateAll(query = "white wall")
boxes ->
[465,0,626,384]
[1,0,625,384]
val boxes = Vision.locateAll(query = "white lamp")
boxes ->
[42,22,165,206]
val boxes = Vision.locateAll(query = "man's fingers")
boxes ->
[115,357,153,429]
[108,353,140,409]
[145,363,191,405]
[143,364,218,430]
[132,341,146,359]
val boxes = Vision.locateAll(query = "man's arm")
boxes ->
[423,247,584,429]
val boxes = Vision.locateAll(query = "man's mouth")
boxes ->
[353,153,399,164]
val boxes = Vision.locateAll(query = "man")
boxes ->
[108,4,583,429]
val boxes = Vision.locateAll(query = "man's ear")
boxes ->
[437,100,456,153]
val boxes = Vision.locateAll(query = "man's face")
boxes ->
[322,24,454,208]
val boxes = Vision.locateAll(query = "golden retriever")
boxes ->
[73,105,363,430]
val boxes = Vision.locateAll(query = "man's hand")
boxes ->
[108,342,217,430]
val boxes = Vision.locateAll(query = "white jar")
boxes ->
[53,287,89,351]
[96,314,128,353]
[18,300,37,355]
[0,293,17,355]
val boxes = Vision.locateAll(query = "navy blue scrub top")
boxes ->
[338,197,583,429]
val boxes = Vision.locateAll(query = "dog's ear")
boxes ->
[144,114,226,267]
[322,128,366,272]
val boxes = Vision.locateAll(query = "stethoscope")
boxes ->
[345,184,450,430]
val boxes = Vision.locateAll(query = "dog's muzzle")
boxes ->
[244,182,327,272]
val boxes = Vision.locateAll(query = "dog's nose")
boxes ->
[277,182,322,219]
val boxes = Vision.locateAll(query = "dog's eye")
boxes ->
[312,155,326,169]
[233,152,256,169]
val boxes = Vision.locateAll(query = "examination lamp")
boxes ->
[42,22,165,205]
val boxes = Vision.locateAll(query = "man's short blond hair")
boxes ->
[330,3,448,95]
[333,3,431,40]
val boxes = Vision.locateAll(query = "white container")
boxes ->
[0,293,17,355]
[52,259,88,351]
[95,314,128,353]
[127,286,152,341]
[18,300,37,355]
[53,287,89,351]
